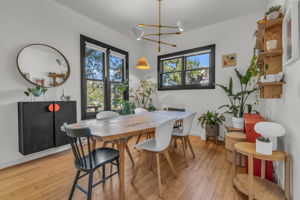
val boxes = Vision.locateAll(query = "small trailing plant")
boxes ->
[265,5,282,16]
[257,136,271,143]
[247,53,269,82]
[198,111,225,128]
[24,85,47,97]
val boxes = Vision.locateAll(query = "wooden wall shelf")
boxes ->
[256,17,284,98]
[259,82,285,99]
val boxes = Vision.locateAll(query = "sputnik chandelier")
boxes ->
[131,0,186,52]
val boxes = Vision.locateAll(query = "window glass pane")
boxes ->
[162,72,182,86]
[109,55,123,82]
[186,53,210,70]
[163,58,182,72]
[85,47,104,80]
[111,83,124,110]
[86,80,104,113]
[186,69,209,85]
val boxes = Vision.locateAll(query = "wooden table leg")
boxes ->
[91,139,96,151]
[232,148,237,181]
[248,154,254,200]
[285,155,290,200]
[119,138,125,200]
[261,160,266,179]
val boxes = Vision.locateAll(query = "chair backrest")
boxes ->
[96,111,119,120]
[167,107,185,112]
[155,118,177,151]
[64,124,93,169]
[181,112,196,136]
[134,108,148,114]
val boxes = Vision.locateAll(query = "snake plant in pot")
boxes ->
[217,68,259,129]
[198,111,225,139]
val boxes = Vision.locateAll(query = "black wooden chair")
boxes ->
[64,124,119,200]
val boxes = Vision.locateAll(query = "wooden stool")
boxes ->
[225,132,246,166]
[225,126,244,133]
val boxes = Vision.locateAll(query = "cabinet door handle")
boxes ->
[48,104,60,112]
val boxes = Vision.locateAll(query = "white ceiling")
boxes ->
[54,0,267,38]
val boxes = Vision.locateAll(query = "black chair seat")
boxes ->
[75,147,119,171]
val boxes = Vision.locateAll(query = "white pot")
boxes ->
[256,139,273,155]
[260,72,284,83]
[266,11,280,21]
[232,117,244,129]
[266,40,278,51]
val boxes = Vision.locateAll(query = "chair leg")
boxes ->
[131,151,143,183]
[116,159,120,177]
[125,144,135,166]
[186,136,195,159]
[156,153,162,197]
[180,137,188,167]
[102,165,106,183]
[163,151,177,178]
[149,152,153,170]
[87,171,94,200]
[172,137,177,153]
[103,141,108,147]
[68,170,80,200]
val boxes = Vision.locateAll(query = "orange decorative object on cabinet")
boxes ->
[48,104,60,112]
[244,113,273,182]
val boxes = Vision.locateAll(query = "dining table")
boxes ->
[65,110,193,200]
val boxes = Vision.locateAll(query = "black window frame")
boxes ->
[157,44,215,91]
[80,35,129,120]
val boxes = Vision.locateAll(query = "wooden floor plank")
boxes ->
[0,136,246,200]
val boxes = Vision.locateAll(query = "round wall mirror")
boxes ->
[17,44,70,88]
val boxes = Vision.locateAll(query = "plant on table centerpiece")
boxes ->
[113,81,135,115]
[129,78,157,111]
[256,136,273,155]
[265,5,282,21]
[217,68,259,129]
[198,111,225,141]
[24,85,47,100]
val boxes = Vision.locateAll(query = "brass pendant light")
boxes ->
[135,57,151,70]
[131,0,186,52]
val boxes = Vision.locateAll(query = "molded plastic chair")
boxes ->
[172,112,196,166]
[64,124,119,200]
[167,107,185,128]
[97,111,135,166]
[134,108,148,114]
[133,118,177,196]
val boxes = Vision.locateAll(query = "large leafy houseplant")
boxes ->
[129,79,157,110]
[217,68,258,128]
[114,81,135,115]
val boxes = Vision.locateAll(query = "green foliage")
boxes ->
[130,79,157,109]
[87,81,104,112]
[118,100,135,115]
[265,5,282,16]
[197,111,225,128]
[247,53,269,81]
[24,85,47,97]
[257,136,270,143]
[217,68,259,118]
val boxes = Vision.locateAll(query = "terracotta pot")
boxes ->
[205,124,219,137]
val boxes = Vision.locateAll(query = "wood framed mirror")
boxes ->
[17,44,70,88]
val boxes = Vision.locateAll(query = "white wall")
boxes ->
[139,11,264,139]
[262,0,300,199]
[0,0,142,168]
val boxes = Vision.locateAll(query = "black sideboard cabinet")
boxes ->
[18,101,77,155]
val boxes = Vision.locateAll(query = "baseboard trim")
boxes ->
[0,145,70,169]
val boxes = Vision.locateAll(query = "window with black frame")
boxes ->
[80,35,128,120]
[158,45,215,90]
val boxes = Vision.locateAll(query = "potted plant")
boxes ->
[24,85,47,100]
[198,111,225,139]
[256,136,273,155]
[265,5,282,21]
[113,81,136,115]
[217,68,259,129]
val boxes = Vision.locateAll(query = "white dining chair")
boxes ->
[132,117,177,196]
[172,112,196,167]
[134,108,148,114]
[97,111,135,166]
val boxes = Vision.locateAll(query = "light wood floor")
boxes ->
[0,136,247,200]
